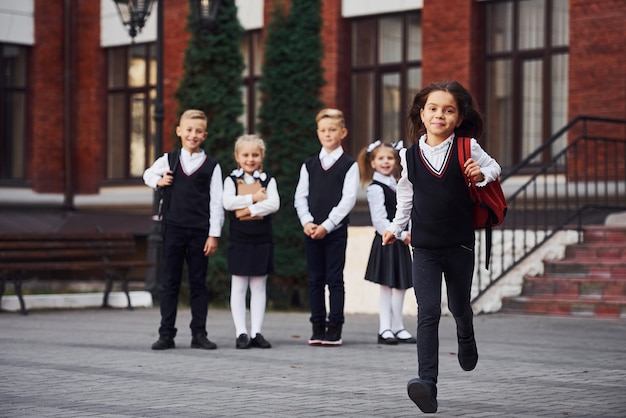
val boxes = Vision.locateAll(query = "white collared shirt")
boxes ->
[294,147,360,233]
[386,134,501,238]
[142,149,224,237]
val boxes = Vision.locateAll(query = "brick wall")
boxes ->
[31,0,65,193]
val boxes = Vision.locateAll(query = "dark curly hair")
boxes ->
[407,80,483,144]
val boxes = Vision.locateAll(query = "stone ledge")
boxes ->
[0,291,153,312]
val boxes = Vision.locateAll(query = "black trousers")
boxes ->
[158,224,209,338]
[412,245,475,383]
[304,224,348,325]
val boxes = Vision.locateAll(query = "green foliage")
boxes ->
[173,0,245,304]
[258,0,325,309]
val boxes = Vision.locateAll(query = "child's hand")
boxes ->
[157,170,174,187]
[235,208,250,218]
[303,222,317,237]
[382,230,396,246]
[252,187,266,203]
[463,159,485,183]
[204,236,218,256]
[310,225,327,240]
[403,232,411,246]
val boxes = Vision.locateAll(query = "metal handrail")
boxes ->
[471,116,626,303]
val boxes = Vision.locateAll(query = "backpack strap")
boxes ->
[457,137,493,270]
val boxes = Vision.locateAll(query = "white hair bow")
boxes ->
[391,140,404,151]
[366,140,382,154]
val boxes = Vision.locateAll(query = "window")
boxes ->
[106,43,156,180]
[241,30,263,133]
[0,44,28,181]
[485,0,568,168]
[350,12,422,155]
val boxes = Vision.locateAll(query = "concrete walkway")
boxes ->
[1,308,625,417]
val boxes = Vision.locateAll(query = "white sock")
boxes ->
[379,285,392,334]
[249,275,267,336]
[391,288,412,338]
[230,275,249,337]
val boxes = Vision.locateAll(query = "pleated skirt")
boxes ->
[364,234,413,290]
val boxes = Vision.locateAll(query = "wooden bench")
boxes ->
[0,232,154,315]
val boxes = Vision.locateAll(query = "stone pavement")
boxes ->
[1,308,625,418]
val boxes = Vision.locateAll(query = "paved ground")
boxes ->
[1,307,625,418]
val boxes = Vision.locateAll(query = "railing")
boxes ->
[471,116,626,303]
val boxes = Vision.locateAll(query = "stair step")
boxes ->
[522,276,626,298]
[565,243,626,259]
[543,258,626,278]
[501,295,626,318]
[582,226,626,243]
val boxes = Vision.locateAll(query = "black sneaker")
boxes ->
[250,333,272,349]
[236,333,251,349]
[407,378,438,413]
[308,323,325,346]
[191,332,217,350]
[322,323,342,346]
[151,336,175,350]
[457,333,478,371]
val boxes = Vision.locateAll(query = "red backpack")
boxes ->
[457,137,507,268]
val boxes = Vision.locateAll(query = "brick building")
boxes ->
[0,0,625,218]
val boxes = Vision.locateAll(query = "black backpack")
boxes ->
[157,148,181,222]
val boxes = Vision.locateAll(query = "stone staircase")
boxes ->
[501,225,626,319]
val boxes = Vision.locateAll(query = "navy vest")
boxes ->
[166,155,218,233]
[227,175,273,244]
[406,140,474,248]
[305,153,355,226]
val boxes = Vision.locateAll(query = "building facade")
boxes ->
[0,0,625,211]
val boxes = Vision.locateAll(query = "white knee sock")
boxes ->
[391,288,407,333]
[379,285,392,334]
[230,275,249,337]
[249,275,267,336]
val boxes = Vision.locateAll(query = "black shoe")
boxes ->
[322,323,342,346]
[308,323,325,346]
[250,333,272,349]
[191,332,217,350]
[394,329,417,344]
[236,333,251,349]
[377,329,399,345]
[407,378,438,413]
[151,336,175,350]
[457,333,478,371]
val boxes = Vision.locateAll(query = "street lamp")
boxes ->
[112,0,222,296]
[191,0,222,36]
[112,0,156,39]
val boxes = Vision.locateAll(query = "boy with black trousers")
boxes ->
[143,109,224,351]
[294,108,360,346]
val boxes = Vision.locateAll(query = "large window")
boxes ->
[350,12,422,154]
[241,30,263,133]
[0,44,28,181]
[485,0,568,168]
[106,43,156,180]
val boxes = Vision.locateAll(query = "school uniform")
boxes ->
[143,149,224,340]
[387,134,501,384]
[364,172,412,289]
[224,169,278,276]
[294,147,359,327]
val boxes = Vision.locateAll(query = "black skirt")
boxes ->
[364,234,413,290]
[228,241,274,276]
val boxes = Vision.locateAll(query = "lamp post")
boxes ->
[112,0,222,296]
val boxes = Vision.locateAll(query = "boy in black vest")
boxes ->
[143,109,224,351]
[294,108,360,346]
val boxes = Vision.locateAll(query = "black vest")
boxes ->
[370,180,397,222]
[166,155,218,233]
[305,153,355,226]
[227,175,273,243]
[406,140,474,248]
